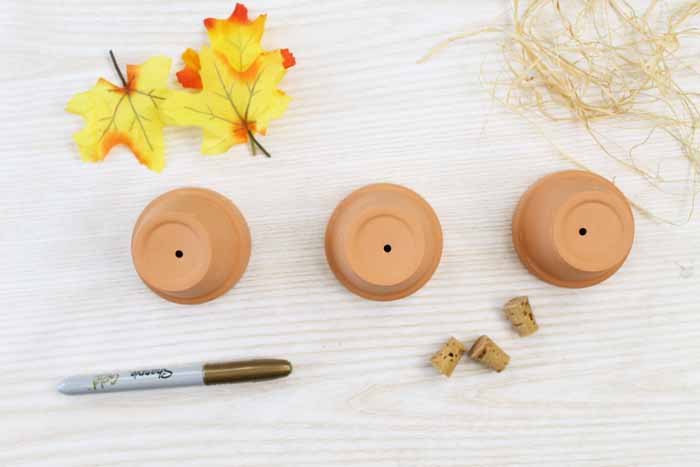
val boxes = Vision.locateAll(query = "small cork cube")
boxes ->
[504,296,538,336]
[468,335,510,372]
[431,337,465,377]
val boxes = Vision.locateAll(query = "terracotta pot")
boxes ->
[325,183,443,301]
[132,188,251,304]
[512,170,634,288]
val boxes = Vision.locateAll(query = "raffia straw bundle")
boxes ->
[421,0,700,222]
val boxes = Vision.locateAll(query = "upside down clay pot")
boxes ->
[325,183,443,301]
[132,188,251,304]
[512,170,634,288]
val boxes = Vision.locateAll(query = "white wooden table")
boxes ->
[2,1,699,465]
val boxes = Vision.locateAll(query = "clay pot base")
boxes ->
[132,188,251,304]
[512,171,634,288]
[325,183,443,301]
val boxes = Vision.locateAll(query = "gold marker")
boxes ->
[57,359,292,395]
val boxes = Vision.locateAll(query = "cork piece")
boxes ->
[468,336,510,372]
[431,337,465,377]
[504,296,539,336]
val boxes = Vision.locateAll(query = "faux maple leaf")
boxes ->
[166,3,295,157]
[204,2,266,72]
[176,48,203,89]
[165,46,293,156]
[66,52,172,172]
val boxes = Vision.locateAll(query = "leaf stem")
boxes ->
[248,130,271,157]
[211,59,272,158]
[109,50,129,88]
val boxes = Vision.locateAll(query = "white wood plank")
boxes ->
[1,1,699,466]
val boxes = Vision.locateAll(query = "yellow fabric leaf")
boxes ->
[163,46,291,156]
[204,3,266,72]
[66,56,172,172]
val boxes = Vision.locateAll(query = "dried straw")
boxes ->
[421,0,700,223]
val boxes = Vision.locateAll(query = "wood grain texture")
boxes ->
[1,1,699,466]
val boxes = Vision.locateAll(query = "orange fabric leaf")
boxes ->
[175,48,203,89]
[280,48,296,69]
